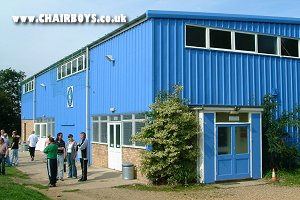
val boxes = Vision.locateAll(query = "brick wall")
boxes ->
[21,120,34,142]
[122,147,146,180]
[91,143,108,168]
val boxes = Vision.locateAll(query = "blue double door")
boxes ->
[216,125,250,181]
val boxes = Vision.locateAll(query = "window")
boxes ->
[258,35,277,55]
[24,80,34,94]
[57,66,62,80]
[281,38,299,57]
[78,56,83,71]
[210,29,231,49]
[66,62,71,76]
[57,55,85,80]
[100,122,107,143]
[218,127,231,155]
[92,122,99,142]
[61,64,66,77]
[235,32,255,52]
[72,59,77,73]
[185,25,206,48]
[135,122,145,147]
[123,122,133,145]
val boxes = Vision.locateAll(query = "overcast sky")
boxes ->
[1,0,299,78]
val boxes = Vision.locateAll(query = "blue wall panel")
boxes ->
[252,113,262,179]
[153,18,300,144]
[204,113,215,183]
[21,91,33,120]
[35,68,86,142]
[89,20,153,116]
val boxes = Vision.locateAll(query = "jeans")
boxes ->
[0,156,5,175]
[57,154,64,179]
[29,147,35,160]
[66,153,77,178]
[5,155,11,166]
[11,149,18,165]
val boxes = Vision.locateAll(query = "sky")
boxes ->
[1,0,300,78]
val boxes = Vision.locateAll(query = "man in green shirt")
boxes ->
[43,137,58,187]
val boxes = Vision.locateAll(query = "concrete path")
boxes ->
[16,150,139,199]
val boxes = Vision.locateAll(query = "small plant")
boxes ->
[133,85,198,185]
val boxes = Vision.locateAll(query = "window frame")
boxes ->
[184,23,300,59]
[57,54,86,81]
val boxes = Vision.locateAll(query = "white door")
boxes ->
[34,123,47,151]
[108,123,122,171]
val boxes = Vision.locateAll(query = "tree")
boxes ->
[0,68,26,134]
[133,85,198,185]
[262,94,300,171]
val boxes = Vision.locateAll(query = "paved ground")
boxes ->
[15,151,300,200]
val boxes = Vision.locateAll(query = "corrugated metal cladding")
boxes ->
[34,68,86,140]
[89,20,153,115]
[21,92,33,120]
[153,18,300,143]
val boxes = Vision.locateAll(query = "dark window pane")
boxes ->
[235,126,248,154]
[210,29,231,49]
[116,125,120,148]
[258,35,277,55]
[100,122,107,143]
[66,62,71,75]
[281,38,299,57]
[218,127,231,155]
[135,122,145,147]
[100,116,107,121]
[72,59,77,73]
[92,122,99,142]
[135,113,145,120]
[123,122,133,145]
[110,125,114,147]
[123,115,132,120]
[186,25,206,48]
[235,32,255,52]
[78,56,83,70]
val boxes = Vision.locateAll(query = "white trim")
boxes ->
[232,31,235,51]
[277,37,281,56]
[198,112,205,183]
[260,112,263,179]
[86,47,89,141]
[192,106,263,112]
[91,142,108,145]
[249,112,253,178]
[122,145,146,149]
[89,18,147,49]
[214,112,217,181]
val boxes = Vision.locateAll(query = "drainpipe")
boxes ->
[33,76,36,133]
[85,47,90,164]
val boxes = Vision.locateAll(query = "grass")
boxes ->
[115,183,216,192]
[265,168,300,186]
[62,189,80,192]
[0,166,51,200]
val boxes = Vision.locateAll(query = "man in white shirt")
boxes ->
[27,131,38,161]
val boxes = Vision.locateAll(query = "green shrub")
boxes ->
[133,86,198,185]
[262,94,300,171]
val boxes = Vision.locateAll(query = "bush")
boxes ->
[262,94,300,171]
[133,86,198,185]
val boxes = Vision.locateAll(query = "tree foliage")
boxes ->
[0,68,25,133]
[133,85,198,185]
[262,94,300,170]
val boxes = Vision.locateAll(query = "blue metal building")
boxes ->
[21,10,300,183]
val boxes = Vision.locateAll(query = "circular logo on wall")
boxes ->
[67,86,73,107]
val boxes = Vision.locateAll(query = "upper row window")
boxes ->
[23,80,34,94]
[57,55,85,80]
[185,25,299,58]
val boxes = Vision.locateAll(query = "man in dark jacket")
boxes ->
[77,132,88,181]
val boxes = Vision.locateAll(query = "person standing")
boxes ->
[11,131,20,166]
[0,138,8,175]
[77,132,88,181]
[27,131,38,161]
[43,137,58,187]
[3,133,11,166]
[55,132,66,181]
[66,134,77,178]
